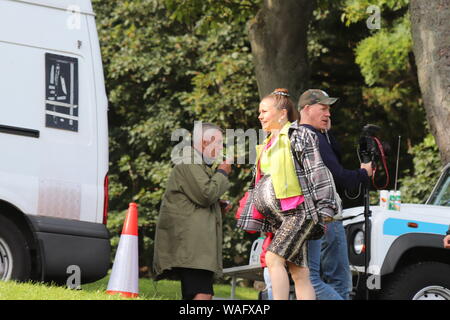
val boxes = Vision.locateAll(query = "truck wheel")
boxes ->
[380,262,450,300]
[0,215,31,281]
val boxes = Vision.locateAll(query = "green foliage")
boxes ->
[400,134,441,203]
[164,0,261,33]
[337,0,428,199]
[177,23,261,129]
[342,0,409,25]
[355,15,412,87]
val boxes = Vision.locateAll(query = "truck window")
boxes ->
[428,168,450,207]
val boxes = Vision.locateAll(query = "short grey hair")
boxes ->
[192,121,223,145]
[200,122,223,136]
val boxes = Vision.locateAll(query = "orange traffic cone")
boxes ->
[106,203,139,298]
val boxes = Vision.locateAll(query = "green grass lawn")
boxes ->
[0,276,259,300]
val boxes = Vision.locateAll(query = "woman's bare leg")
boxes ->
[288,262,316,300]
[265,251,290,300]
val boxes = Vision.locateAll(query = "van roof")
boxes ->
[12,0,94,15]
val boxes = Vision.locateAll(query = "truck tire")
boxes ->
[380,262,450,300]
[0,215,31,281]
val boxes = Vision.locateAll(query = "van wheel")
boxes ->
[380,262,450,300]
[0,215,31,281]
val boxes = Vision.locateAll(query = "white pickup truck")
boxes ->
[343,163,450,300]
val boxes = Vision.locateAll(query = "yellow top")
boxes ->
[256,122,302,199]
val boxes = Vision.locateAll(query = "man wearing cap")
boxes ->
[298,89,373,300]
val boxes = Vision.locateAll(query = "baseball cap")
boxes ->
[298,89,338,109]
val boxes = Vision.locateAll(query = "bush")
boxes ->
[399,134,441,203]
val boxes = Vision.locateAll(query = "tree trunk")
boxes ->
[410,0,450,164]
[248,0,315,104]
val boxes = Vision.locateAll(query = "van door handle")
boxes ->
[0,124,40,138]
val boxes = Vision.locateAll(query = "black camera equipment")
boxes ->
[357,124,390,300]
[358,124,390,189]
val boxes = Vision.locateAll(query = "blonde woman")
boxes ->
[254,88,313,299]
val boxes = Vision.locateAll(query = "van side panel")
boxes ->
[0,0,99,223]
[0,1,110,282]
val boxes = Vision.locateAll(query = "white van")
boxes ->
[0,0,110,284]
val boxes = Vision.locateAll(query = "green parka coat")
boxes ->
[153,154,230,279]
